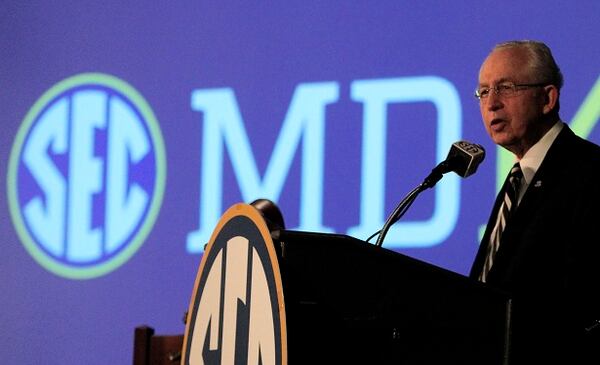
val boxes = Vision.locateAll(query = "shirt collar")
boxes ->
[517,120,564,184]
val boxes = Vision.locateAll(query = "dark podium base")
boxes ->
[274,230,512,365]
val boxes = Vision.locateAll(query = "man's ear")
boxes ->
[542,85,559,114]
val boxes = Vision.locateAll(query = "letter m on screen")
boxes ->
[187,83,339,253]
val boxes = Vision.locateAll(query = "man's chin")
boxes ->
[491,132,514,147]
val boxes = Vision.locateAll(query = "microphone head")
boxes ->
[446,141,485,177]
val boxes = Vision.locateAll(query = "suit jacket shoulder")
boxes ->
[470,125,600,283]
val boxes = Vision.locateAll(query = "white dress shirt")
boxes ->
[515,120,564,204]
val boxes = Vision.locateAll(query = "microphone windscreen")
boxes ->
[446,141,485,177]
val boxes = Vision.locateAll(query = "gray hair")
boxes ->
[493,40,564,90]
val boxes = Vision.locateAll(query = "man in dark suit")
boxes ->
[469,40,600,364]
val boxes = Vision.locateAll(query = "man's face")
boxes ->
[478,47,547,157]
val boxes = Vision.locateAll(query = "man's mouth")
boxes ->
[490,118,506,131]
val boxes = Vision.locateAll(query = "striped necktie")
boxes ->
[479,163,523,282]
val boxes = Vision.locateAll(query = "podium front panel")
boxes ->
[275,230,511,365]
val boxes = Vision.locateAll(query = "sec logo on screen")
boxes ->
[7,73,166,279]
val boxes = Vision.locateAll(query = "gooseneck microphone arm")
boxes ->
[373,160,449,247]
[373,183,426,247]
[370,141,485,247]
[422,155,461,189]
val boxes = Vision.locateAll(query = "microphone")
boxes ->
[423,141,486,189]
[373,140,485,247]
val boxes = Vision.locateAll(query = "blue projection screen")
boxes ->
[1,2,599,364]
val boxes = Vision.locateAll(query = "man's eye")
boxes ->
[479,88,490,96]
[498,84,513,92]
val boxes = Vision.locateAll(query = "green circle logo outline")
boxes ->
[7,73,167,279]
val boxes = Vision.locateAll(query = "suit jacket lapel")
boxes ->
[509,125,574,226]
[470,125,576,281]
[487,127,573,279]
[469,172,512,279]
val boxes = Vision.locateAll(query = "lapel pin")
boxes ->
[534,180,542,188]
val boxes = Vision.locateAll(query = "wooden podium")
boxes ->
[181,203,512,365]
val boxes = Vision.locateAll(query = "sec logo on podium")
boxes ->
[182,203,287,365]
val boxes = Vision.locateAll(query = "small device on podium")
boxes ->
[181,201,512,365]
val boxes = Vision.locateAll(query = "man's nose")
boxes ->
[484,91,503,111]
